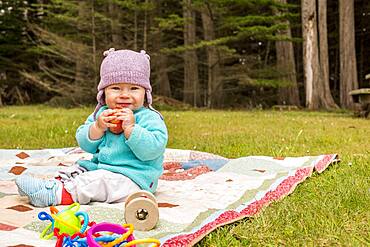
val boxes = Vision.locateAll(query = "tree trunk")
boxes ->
[183,0,200,106]
[275,0,300,106]
[318,0,338,108]
[201,3,222,108]
[75,1,89,86]
[152,0,171,97]
[91,0,97,88]
[357,0,365,87]
[157,55,172,97]
[302,0,320,109]
[143,0,148,50]
[339,0,358,108]
[134,0,138,50]
[109,0,124,46]
[302,0,337,109]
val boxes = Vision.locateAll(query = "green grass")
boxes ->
[0,105,369,246]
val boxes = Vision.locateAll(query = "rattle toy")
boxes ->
[124,190,159,231]
[38,202,89,240]
[87,222,160,247]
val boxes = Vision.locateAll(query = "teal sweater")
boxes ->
[75,106,168,193]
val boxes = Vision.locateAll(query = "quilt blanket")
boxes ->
[0,147,338,246]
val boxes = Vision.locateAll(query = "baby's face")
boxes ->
[104,83,145,110]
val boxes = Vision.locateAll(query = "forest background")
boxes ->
[0,0,369,110]
[1,2,369,245]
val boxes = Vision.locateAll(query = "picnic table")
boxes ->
[349,88,370,118]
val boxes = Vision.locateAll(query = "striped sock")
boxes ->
[15,175,59,207]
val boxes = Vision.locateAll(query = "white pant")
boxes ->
[59,168,140,204]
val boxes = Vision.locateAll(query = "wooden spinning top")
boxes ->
[124,190,159,231]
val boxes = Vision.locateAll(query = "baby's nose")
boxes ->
[119,91,130,97]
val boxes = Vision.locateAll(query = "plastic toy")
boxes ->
[38,202,161,246]
[87,222,160,247]
[38,202,89,240]
[124,190,159,231]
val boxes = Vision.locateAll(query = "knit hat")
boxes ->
[93,48,152,119]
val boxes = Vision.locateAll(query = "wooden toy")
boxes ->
[124,190,159,231]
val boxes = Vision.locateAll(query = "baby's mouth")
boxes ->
[116,103,131,108]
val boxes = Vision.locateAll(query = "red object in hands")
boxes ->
[109,109,123,134]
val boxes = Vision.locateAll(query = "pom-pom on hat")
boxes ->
[93,48,152,119]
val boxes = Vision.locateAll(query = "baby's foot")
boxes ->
[15,175,60,207]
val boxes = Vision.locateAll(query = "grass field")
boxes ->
[0,105,369,246]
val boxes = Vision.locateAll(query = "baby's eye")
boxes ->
[131,86,140,90]
[111,86,121,90]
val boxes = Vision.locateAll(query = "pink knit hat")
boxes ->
[93,48,152,119]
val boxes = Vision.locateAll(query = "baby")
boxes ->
[16,48,168,207]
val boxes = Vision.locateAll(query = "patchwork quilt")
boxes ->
[0,147,338,246]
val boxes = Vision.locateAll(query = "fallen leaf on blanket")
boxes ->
[7,205,33,212]
[273,156,285,160]
[226,179,233,182]
[15,162,25,164]
[16,152,30,159]
[253,169,266,173]
[58,162,67,166]
[9,166,27,175]
[158,202,179,208]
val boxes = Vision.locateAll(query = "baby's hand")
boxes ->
[95,109,117,131]
[114,108,135,131]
